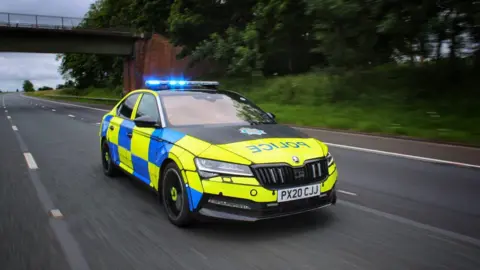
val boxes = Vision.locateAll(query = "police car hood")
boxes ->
[173,124,328,164]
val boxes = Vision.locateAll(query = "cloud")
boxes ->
[0,0,95,91]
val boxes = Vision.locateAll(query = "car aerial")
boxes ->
[99,80,338,227]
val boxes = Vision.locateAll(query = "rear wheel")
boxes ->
[101,139,119,177]
[161,162,193,227]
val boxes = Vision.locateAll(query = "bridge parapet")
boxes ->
[0,12,132,33]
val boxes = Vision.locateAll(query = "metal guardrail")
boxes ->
[0,12,133,32]
[43,94,121,102]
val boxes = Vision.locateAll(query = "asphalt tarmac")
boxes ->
[1,93,480,270]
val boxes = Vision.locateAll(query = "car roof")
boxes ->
[156,89,220,96]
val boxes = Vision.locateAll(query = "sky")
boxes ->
[0,0,95,91]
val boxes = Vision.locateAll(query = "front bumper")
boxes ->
[184,163,338,222]
[196,186,337,222]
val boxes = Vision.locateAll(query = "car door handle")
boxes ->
[109,126,114,131]
[127,132,132,139]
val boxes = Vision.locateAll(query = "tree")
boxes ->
[55,0,480,87]
[57,0,174,89]
[23,80,35,92]
[38,86,53,91]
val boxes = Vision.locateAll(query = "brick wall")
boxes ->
[123,34,216,93]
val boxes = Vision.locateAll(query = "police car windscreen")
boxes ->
[161,93,268,126]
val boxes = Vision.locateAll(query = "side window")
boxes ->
[118,93,140,119]
[135,94,161,122]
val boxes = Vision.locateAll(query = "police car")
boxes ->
[99,80,338,227]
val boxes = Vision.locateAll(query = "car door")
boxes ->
[130,92,163,188]
[110,92,141,173]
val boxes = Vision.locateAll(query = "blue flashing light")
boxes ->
[145,80,161,85]
[144,79,219,90]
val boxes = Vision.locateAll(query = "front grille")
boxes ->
[252,159,328,189]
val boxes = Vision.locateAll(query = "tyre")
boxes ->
[101,139,119,177]
[161,162,193,227]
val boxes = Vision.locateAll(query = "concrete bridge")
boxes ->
[0,12,210,93]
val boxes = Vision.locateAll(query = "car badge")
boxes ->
[239,127,266,136]
[292,156,300,163]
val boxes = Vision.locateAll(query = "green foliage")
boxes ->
[168,0,258,58]
[22,80,35,92]
[57,0,173,88]
[57,0,480,98]
[38,86,54,91]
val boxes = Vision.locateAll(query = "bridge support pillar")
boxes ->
[122,34,215,95]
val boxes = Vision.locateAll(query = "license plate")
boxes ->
[277,184,321,203]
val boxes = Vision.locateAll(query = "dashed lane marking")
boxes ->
[338,190,357,196]
[24,152,38,170]
[9,100,91,270]
[7,116,11,119]
[52,109,56,112]
[23,95,110,112]
[12,125,18,131]
[49,209,64,219]
[68,114,75,118]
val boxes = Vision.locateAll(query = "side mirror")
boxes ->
[266,112,276,119]
[134,115,161,128]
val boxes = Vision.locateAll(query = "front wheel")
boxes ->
[161,162,193,227]
[101,139,119,177]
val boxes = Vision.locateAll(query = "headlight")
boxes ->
[194,158,253,178]
[326,152,334,166]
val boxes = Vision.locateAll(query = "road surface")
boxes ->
[1,93,480,270]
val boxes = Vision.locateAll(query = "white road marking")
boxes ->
[49,209,64,219]
[95,122,101,125]
[338,190,357,196]
[5,110,7,113]
[296,126,478,150]
[23,95,110,112]
[339,200,480,248]
[7,116,11,119]
[52,109,56,112]
[12,125,18,131]
[24,153,38,170]
[21,94,480,169]
[325,142,480,169]
[68,114,75,118]
[42,106,45,108]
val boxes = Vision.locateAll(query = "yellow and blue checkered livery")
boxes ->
[99,86,338,227]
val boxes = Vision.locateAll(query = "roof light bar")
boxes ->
[145,80,219,86]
